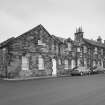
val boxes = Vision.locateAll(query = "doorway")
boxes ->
[52,59,57,76]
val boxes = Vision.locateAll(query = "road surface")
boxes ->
[0,74,105,105]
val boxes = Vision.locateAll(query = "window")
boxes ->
[83,46,87,53]
[71,60,75,69]
[52,44,55,51]
[93,61,96,67]
[94,47,97,54]
[84,58,87,66]
[38,39,46,46]
[22,56,29,71]
[38,55,44,70]
[77,59,81,66]
[80,52,82,57]
[2,48,6,52]
[101,49,103,55]
[56,45,58,53]
[101,59,103,67]
[77,47,80,52]
[38,40,42,45]
[58,59,61,65]
[68,43,71,51]
[64,60,68,69]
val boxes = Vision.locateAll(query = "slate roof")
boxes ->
[0,24,64,48]
[83,38,105,48]
[15,24,64,44]
[51,35,66,43]
[15,24,51,40]
[73,41,80,46]
[0,24,105,49]
[0,37,15,48]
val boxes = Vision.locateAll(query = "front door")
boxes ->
[52,59,57,76]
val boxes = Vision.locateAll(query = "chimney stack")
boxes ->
[97,36,102,43]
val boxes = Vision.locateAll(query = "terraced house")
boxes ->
[0,24,105,78]
[74,27,105,68]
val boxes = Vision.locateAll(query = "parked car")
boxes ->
[90,66,98,74]
[71,66,91,76]
[90,66,105,74]
[71,69,83,76]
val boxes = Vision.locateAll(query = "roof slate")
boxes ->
[51,35,66,43]
[0,37,15,48]
[0,24,105,49]
[83,38,105,48]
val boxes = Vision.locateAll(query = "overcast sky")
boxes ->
[0,0,105,42]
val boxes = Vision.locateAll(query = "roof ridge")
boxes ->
[83,38,105,48]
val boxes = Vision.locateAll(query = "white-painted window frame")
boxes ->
[38,55,44,70]
[64,59,68,69]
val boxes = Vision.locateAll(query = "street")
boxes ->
[0,74,105,105]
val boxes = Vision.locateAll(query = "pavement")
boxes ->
[0,74,105,105]
[1,75,68,81]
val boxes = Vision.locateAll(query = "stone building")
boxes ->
[0,24,105,78]
[0,25,74,78]
[74,27,105,68]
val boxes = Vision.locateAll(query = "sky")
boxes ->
[0,0,105,42]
